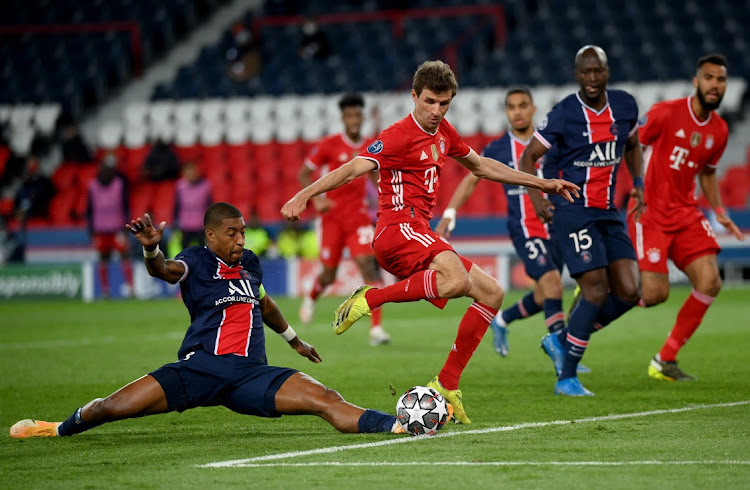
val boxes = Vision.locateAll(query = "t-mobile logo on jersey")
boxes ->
[668,145,693,170]
[424,166,437,193]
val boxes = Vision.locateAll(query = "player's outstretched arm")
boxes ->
[282,157,378,221]
[435,173,480,238]
[260,293,321,363]
[624,131,646,221]
[125,213,186,283]
[699,168,745,241]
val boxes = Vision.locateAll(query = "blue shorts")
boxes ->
[149,347,297,417]
[552,207,636,277]
[509,231,563,280]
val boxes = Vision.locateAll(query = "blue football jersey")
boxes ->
[483,132,551,239]
[534,90,638,210]
[174,246,267,361]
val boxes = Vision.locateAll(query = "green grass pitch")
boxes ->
[2,286,749,489]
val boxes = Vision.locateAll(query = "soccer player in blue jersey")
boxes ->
[10,202,418,438]
[519,46,645,396]
[436,87,585,367]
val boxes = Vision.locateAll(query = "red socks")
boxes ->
[659,289,714,361]
[364,270,438,310]
[438,302,497,390]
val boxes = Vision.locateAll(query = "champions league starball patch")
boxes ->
[537,116,548,131]
[637,115,648,127]
[367,140,384,154]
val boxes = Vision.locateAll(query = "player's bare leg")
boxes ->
[274,372,400,433]
[640,270,670,307]
[11,375,169,438]
[301,265,337,324]
[356,255,390,345]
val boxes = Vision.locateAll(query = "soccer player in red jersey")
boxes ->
[282,61,579,423]
[626,54,745,381]
[9,203,419,439]
[298,93,390,346]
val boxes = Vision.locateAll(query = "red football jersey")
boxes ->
[639,97,728,231]
[305,133,371,221]
[360,114,472,226]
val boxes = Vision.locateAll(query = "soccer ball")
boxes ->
[396,386,449,436]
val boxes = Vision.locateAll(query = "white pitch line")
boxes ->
[201,400,750,468]
[225,460,750,468]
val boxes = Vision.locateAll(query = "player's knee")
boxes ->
[319,270,336,286]
[620,284,642,305]
[697,274,722,298]
[443,275,472,298]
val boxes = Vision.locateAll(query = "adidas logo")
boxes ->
[420,151,428,161]
[675,129,685,138]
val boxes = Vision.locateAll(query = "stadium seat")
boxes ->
[33,104,61,135]
[198,98,225,125]
[98,121,123,150]
[174,99,199,126]
[124,102,149,128]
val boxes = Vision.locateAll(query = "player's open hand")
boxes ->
[281,196,307,221]
[715,210,745,242]
[125,213,167,248]
[627,187,646,222]
[541,178,580,203]
[435,217,454,238]
[289,337,322,363]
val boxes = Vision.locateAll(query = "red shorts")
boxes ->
[93,232,129,255]
[318,214,375,269]
[627,214,720,273]
[373,219,473,309]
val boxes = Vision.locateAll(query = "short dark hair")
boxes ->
[204,202,242,229]
[412,60,458,97]
[505,85,533,105]
[697,53,728,71]
[338,92,364,110]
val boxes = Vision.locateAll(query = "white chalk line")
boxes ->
[221,460,750,468]
[201,399,750,468]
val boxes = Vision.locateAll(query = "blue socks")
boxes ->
[57,407,103,437]
[595,293,637,329]
[501,292,542,324]
[543,298,565,333]
[560,297,601,380]
[358,409,397,433]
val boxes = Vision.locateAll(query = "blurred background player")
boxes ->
[174,160,213,250]
[628,54,745,381]
[436,87,588,375]
[297,92,390,346]
[522,46,644,396]
[10,203,411,439]
[283,60,580,423]
[87,153,133,298]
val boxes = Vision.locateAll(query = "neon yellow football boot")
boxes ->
[333,285,373,334]
[427,376,471,424]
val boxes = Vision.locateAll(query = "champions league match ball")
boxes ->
[396,386,450,436]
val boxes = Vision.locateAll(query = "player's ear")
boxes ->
[204,228,214,244]
[692,75,699,91]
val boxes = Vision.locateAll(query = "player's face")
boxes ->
[694,62,727,112]
[341,106,363,139]
[412,88,453,133]
[206,217,246,265]
[505,93,536,132]
[574,54,609,103]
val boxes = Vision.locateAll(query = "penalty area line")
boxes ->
[200,399,750,468]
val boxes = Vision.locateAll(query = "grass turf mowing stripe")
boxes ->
[200,400,750,468]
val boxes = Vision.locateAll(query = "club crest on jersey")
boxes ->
[240,269,251,280]
[439,138,446,155]
[368,140,383,154]
[536,255,547,266]
[580,251,592,263]
[430,144,439,162]
[338,151,349,162]
[609,122,618,136]
[690,132,701,148]
[647,247,661,264]
[537,116,548,131]
[637,115,648,127]
[706,135,714,149]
